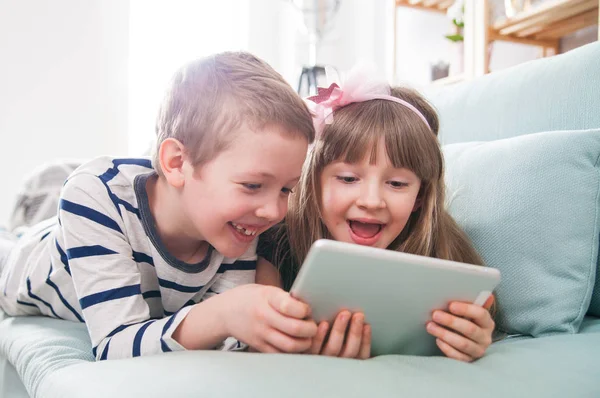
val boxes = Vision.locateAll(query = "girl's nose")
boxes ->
[356,182,385,210]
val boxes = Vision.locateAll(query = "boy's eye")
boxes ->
[242,183,261,190]
[336,176,357,184]
[389,181,409,188]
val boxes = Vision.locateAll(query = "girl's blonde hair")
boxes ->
[279,86,484,277]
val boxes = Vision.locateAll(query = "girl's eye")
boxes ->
[336,176,357,184]
[389,181,409,188]
[242,183,261,190]
[281,187,295,195]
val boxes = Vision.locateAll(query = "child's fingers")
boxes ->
[427,322,486,359]
[321,311,351,356]
[447,302,495,330]
[252,340,283,354]
[435,338,473,362]
[309,321,329,355]
[266,306,318,338]
[249,335,285,354]
[358,324,372,359]
[340,313,365,358]
[268,289,311,319]
[264,327,313,353]
[431,310,489,345]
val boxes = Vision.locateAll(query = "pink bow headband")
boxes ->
[305,68,430,137]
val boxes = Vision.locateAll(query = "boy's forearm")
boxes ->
[172,294,230,350]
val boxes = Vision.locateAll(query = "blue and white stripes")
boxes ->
[0,157,257,360]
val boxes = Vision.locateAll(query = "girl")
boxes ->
[258,69,495,362]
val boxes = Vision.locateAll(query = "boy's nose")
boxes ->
[255,197,284,222]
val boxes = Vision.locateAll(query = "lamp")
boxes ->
[290,0,341,96]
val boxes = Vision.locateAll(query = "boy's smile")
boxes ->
[176,124,308,259]
[230,222,259,237]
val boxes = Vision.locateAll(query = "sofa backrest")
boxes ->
[425,42,600,319]
[425,42,600,145]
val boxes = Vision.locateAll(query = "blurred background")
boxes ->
[0,0,597,225]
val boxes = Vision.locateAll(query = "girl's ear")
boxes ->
[412,198,422,212]
[412,185,425,212]
[158,138,187,188]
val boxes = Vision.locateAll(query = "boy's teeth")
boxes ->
[231,223,257,236]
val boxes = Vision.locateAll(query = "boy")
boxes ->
[0,52,317,360]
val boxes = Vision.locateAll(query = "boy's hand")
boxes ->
[221,284,318,353]
[426,295,495,362]
[309,310,371,359]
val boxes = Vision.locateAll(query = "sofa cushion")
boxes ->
[589,260,600,317]
[2,310,600,398]
[443,129,600,336]
[0,310,93,398]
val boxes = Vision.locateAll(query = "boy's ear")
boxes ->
[158,138,187,188]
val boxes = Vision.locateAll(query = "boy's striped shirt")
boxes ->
[0,157,257,360]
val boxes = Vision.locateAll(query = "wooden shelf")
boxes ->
[395,0,455,13]
[492,0,598,44]
[394,0,599,83]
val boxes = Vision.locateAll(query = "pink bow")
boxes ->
[306,83,349,136]
[304,66,430,137]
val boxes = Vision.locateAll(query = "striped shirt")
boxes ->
[0,157,257,360]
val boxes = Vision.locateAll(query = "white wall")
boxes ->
[246,0,298,84]
[247,0,394,89]
[316,0,394,79]
[0,0,130,225]
[394,8,453,86]
[252,0,544,88]
[128,0,249,156]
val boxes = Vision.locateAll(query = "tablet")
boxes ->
[290,239,501,357]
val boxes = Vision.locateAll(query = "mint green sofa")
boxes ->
[2,42,600,398]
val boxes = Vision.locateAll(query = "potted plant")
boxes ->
[445,18,464,43]
[445,0,465,75]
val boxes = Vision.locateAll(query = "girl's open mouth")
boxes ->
[347,220,385,246]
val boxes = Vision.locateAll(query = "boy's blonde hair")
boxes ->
[281,86,484,272]
[153,52,315,174]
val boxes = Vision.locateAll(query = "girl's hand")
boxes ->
[426,295,495,362]
[309,310,371,359]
